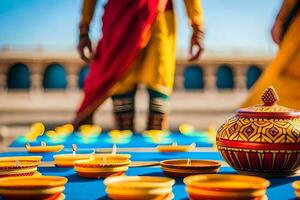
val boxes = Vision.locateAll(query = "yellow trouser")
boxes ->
[242,14,300,109]
[110,9,176,96]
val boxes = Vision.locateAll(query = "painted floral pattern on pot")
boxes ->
[216,86,300,177]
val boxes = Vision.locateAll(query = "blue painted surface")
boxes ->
[36,167,237,200]
[0,164,293,200]
[216,64,234,89]
[43,64,67,89]
[0,151,223,162]
[184,65,204,89]
[7,63,30,89]
[78,65,89,89]
[9,131,213,148]
[247,65,262,89]
[1,135,296,200]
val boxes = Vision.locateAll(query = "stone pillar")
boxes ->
[65,62,81,92]
[232,64,247,92]
[29,62,45,93]
[174,63,185,90]
[0,63,8,93]
[203,64,217,92]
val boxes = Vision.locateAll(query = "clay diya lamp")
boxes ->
[157,142,196,152]
[143,130,170,137]
[46,130,57,138]
[104,176,175,200]
[216,86,300,177]
[293,181,300,198]
[25,122,45,141]
[54,144,92,167]
[160,159,221,177]
[54,154,91,168]
[142,130,172,144]
[0,176,67,200]
[179,123,196,135]
[61,123,74,134]
[74,154,131,178]
[184,174,270,200]
[25,142,64,153]
[54,124,74,137]
[0,156,42,164]
[55,127,70,137]
[109,130,133,144]
[0,160,39,177]
[79,125,102,137]
[109,130,133,138]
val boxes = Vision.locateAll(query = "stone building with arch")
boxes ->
[0,49,271,131]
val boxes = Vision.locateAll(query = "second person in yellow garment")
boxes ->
[242,0,300,109]
[77,0,205,130]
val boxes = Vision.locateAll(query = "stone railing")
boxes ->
[0,52,85,92]
[0,51,272,92]
[0,50,272,130]
[175,57,269,92]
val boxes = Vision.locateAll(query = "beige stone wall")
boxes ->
[0,50,272,131]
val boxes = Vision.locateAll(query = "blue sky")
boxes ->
[0,0,282,56]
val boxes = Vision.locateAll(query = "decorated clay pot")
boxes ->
[216,87,300,177]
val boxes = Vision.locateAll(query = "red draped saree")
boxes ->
[74,0,160,126]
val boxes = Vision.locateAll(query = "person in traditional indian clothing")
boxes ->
[242,0,300,108]
[74,0,204,130]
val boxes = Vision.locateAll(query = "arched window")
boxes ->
[247,65,262,89]
[43,63,67,89]
[216,64,234,89]
[78,65,89,89]
[7,63,31,89]
[183,65,204,90]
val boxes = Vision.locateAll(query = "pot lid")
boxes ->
[237,86,300,119]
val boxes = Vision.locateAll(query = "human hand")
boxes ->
[78,34,93,63]
[271,19,283,45]
[188,30,204,61]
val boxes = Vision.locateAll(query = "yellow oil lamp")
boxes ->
[54,154,91,168]
[157,142,196,152]
[54,144,92,167]
[293,181,300,198]
[109,130,132,144]
[184,174,270,200]
[25,142,64,153]
[0,160,39,177]
[54,124,74,137]
[0,176,67,200]
[25,122,45,141]
[109,130,133,138]
[62,123,74,133]
[143,130,170,138]
[104,176,175,200]
[46,130,57,138]
[179,123,195,135]
[160,159,221,177]
[74,153,131,178]
[79,124,102,137]
[143,130,173,144]
[0,156,42,163]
